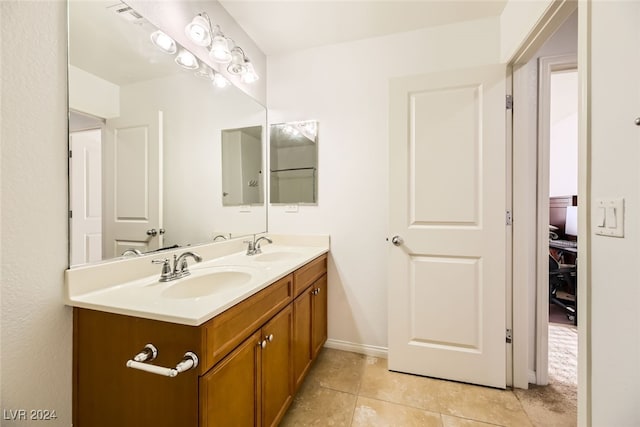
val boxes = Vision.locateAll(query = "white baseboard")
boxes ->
[324,339,388,359]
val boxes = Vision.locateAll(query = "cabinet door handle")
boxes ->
[266,334,274,342]
[260,340,267,349]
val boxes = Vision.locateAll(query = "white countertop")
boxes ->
[65,236,329,326]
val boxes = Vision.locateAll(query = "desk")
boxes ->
[549,240,578,254]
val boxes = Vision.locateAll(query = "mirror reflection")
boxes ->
[269,121,319,204]
[68,1,267,267]
[221,126,263,206]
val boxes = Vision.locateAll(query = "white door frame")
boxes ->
[509,0,578,390]
[536,54,577,386]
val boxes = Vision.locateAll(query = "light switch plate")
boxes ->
[594,198,624,237]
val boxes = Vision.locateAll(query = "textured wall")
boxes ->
[1,1,72,425]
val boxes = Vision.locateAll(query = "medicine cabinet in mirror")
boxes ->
[68,1,267,267]
[221,126,263,206]
[269,121,318,204]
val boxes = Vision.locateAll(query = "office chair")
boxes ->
[549,254,577,325]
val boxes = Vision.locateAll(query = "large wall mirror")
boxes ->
[68,1,266,267]
[270,120,318,204]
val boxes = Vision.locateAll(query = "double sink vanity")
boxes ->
[66,235,329,426]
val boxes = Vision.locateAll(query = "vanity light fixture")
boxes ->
[212,72,230,88]
[185,14,212,47]
[195,65,229,88]
[175,49,199,70]
[150,30,177,54]
[184,12,259,83]
[209,25,232,63]
[194,65,213,79]
[227,46,248,75]
[241,61,259,83]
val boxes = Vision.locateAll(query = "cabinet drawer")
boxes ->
[202,274,293,371]
[293,254,327,298]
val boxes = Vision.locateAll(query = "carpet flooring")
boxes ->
[514,323,578,426]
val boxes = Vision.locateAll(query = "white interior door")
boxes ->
[70,128,102,265]
[388,64,507,388]
[103,110,163,258]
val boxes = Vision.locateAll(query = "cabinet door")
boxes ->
[292,288,312,391]
[262,305,293,427]
[311,274,328,359]
[200,330,261,427]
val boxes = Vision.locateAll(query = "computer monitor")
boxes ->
[565,206,578,237]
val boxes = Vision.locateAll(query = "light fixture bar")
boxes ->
[184,12,259,83]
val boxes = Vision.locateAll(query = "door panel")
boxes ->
[411,85,480,225]
[389,64,507,388]
[410,256,481,349]
[104,110,162,258]
[70,129,102,265]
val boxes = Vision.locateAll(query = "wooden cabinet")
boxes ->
[291,254,328,391]
[200,306,292,427]
[261,305,293,427]
[74,254,327,427]
[311,274,328,359]
[200,330,261,427]
[293,273,328,391]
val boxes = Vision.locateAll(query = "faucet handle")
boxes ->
[152,258,172,281]
[243,240,256,255]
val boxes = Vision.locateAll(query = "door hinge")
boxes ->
[69,150,72,158]
[506,210,513,226]
[69,210,73,219]
[506,94,513,110]
[506,328,513,344]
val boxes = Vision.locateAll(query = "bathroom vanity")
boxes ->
[68,239,328,427]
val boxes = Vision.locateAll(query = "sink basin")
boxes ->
[162,270,252,299]
[253,252,299,262]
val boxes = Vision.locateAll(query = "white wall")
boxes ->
[267,17,501,350]
[500,0,555,62]
[588,2,640,424]
[118,73,266,246]
[69,65,120,119]
[0,1,71,425]
[549,70,578,197]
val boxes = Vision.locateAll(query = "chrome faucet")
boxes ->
[173,251,203,278]
[244,236,272,256]
[152,251,202,282]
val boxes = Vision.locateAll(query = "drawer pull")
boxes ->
[126,348,199,378]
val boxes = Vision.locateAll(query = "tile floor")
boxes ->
[280,348,576,427]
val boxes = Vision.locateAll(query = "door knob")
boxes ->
[635,117,640,126]
[391,236,404,246]
[146,229,158,237]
